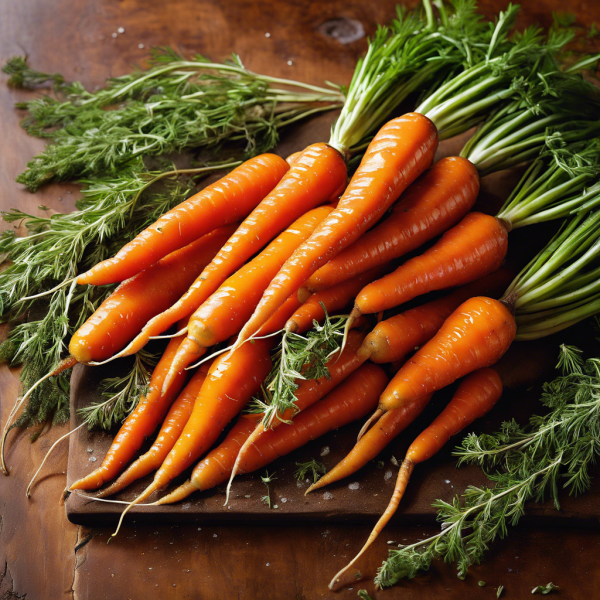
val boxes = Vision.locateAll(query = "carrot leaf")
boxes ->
[294,459,327,483]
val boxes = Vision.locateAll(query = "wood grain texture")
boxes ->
[2,1,600,599]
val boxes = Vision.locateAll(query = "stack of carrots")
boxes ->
[4,0,600,592]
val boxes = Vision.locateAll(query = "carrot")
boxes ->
[306,393,434,495]
[161,206,334,389]
[225,329,367,502]
[349,212,509,322]
[69,226,235,364]
[357,268,513,364]
[77,154,289,286]
[110,335,274,536]
[234,114,438,347]
[305,156,479,293]
[156,363,389,504]
[329,367,504,589]
[112,143,346,359]
[69,330,190,491]
[379,296,516,413]
[285,265,390,334]
[97,360,213,498]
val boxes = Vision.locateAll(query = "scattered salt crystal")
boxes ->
[138,43,145,49]
[281,498,287,503]
[390,456,399,467]
[265,32,271,38]
[89,456,97,462]
[296,480,304,488]
[118,27,125,33]
[213,534,217,538]
[384,469,393,480]
[348,482,359,490]
[287,60,293,66]
[86,448,93,453]
[323,491,333,500]
[244,494,251,498]
[182,503,191,509]
[112,32,118,38]
[197,528,201,531]
[445,479,451,484]
[322,529,330,537]
[320,446,330,457]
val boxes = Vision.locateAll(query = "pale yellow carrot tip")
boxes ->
[357,408,384,442]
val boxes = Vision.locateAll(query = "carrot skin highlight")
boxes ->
[158,364,388,503]
[77,155,289,286]
[286,265,389,334]
[307,393,433,494]
[357,268,513,364]
[69,226,235,364]
[188,206,334,348]
[306,156,479,292]
[354,212,509,317]
[119,143,346,356]
[237,114,439,344]
[407,368,503,464]
[69,332,189,491]
[97,361,213,497]
[379,296,516,413]
[138,337,273,498]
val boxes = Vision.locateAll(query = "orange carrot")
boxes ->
[69,330,190,491]
[379,296,516,413]
[350,212,509,321]
[77,154,289,286]
[69,226,234,364]
[306,393,433,494]
[113,143,347,359]
[162,206,334,387]
[285,265,390,334]
[235,114,438,347]
[97,360,213,497]
[329,367,504,588]
[110,335,274,536]
[156,363,389,504]
[305,156,479,292]
[357,268,513,365]
[225,329,367,502]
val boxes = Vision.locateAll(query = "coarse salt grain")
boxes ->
[348,482,359,490]
[384,470,393,480]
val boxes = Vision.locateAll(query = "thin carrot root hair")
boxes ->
[328,458,415,590]
[186,329,284,371]
[110,482,159,540]
[153,480,198,505]
[224,422,265,506]
[1,355,78,475]
[338,308,359,358]
[149,326,189,340]
[356,408,383,443]
[26,421,86,498]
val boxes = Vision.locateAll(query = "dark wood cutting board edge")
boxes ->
[65,356,600,527]
[65,124,600,527]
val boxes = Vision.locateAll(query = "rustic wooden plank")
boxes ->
[2,1,600,599]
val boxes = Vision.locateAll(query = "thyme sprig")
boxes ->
[5,48,343,190]
[254,311,347,429]
[376,345,600,587]
[295,459,327,483]
[78,350,157,430]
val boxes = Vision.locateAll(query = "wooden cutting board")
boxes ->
[65,125,600,525]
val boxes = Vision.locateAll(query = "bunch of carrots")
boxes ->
[4,0,600,592]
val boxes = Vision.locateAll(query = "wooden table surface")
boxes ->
[2,1,600,599]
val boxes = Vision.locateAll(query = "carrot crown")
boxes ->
[328,0,489,157]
